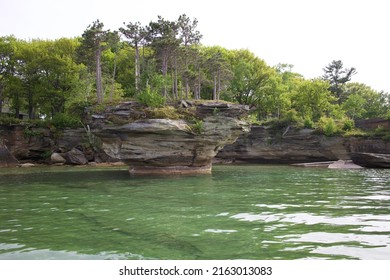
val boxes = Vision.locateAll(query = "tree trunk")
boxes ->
[0,85,3,113]
[213,74,217,100]
[185,80,189,99]
[96,47,104,103]
[110,47,118,102]
[28,89,34,119]
[174,56,179,99]
[197,67,201,100]
[184,50,190,99]
[162,54,168,98]
[13,92,20,119]
[135,43,140,94]
[217,69,221,101]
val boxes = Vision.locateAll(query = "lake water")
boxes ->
[0,165,389,260]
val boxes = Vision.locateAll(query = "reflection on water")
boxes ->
[0,165,389,259]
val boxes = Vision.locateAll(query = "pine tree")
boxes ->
[322,60,357,104]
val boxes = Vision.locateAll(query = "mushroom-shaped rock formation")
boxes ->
[88,101,250,175]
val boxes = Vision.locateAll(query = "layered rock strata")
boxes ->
[88,102,250,175]
[217,125,389,164]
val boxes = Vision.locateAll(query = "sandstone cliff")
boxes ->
[88,102,250,174]
[217,125,389,164]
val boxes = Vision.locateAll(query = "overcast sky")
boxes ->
[1,0,389,93]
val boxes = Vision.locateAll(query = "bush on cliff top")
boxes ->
[137,86,166,108]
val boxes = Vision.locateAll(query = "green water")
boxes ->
[0,165,389,260]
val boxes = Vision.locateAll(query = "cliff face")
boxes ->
[217,125,389,164]
[88,102,250,174]
[0,125,53,162]
[2,111,388,169]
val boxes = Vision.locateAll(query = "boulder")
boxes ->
[19,163,35,167]
[64,148,88,165]
[50,152,66,164]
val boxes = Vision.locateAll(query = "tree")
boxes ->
[342,93,366,119]
[228,49,279,117]
[39,38,83,118]
[146,16,181,98]
[206,48,232,101]
[290,79,335,121]
[78,20,119,103]
[322,60,357,104]
[177,14,202,98]
[120,21,147,95]
[343,83,389,119]
[0,36,17,113]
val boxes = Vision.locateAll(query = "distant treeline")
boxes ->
[0,15,389,125]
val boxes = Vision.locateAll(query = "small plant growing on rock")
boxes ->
[186,119,204,135]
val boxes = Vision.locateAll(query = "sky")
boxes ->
[1,0,389,93]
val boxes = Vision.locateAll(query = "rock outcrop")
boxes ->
[351,153,390,168]
[217,126,347,163]
[88,102,250,175]
[217,125,389,165]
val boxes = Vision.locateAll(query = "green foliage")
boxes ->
[0,116,22,125]
[317,117,338,137]
[343,83,389,119]
[264,109,304,130]
[341,117,355,131]
[189,119,204,135]
[289,79,335,122]
[283,109,301,124]
[364,126,390,142]
[303,117,314,129]
[322,60,357,104]
[66,100,92,120]
[51,113,81,129]
[23,127,44,138]
[343,128,368,137]
[243,113,262,125]
[1,20,388,127]
[137,86,166,108]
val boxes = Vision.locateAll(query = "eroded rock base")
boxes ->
[128,164,212,175]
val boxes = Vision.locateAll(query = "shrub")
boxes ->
[137,86,165,108]
[23,127,44,138]
[51,113,81,129]
[317,117,338,136]
[66,100,92,119]
[283,109,301,124]
[0,116,21,125]
[187,119,204,135]
[372,125,390,141]
[341,117,355,131]
[303,117,314,129]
